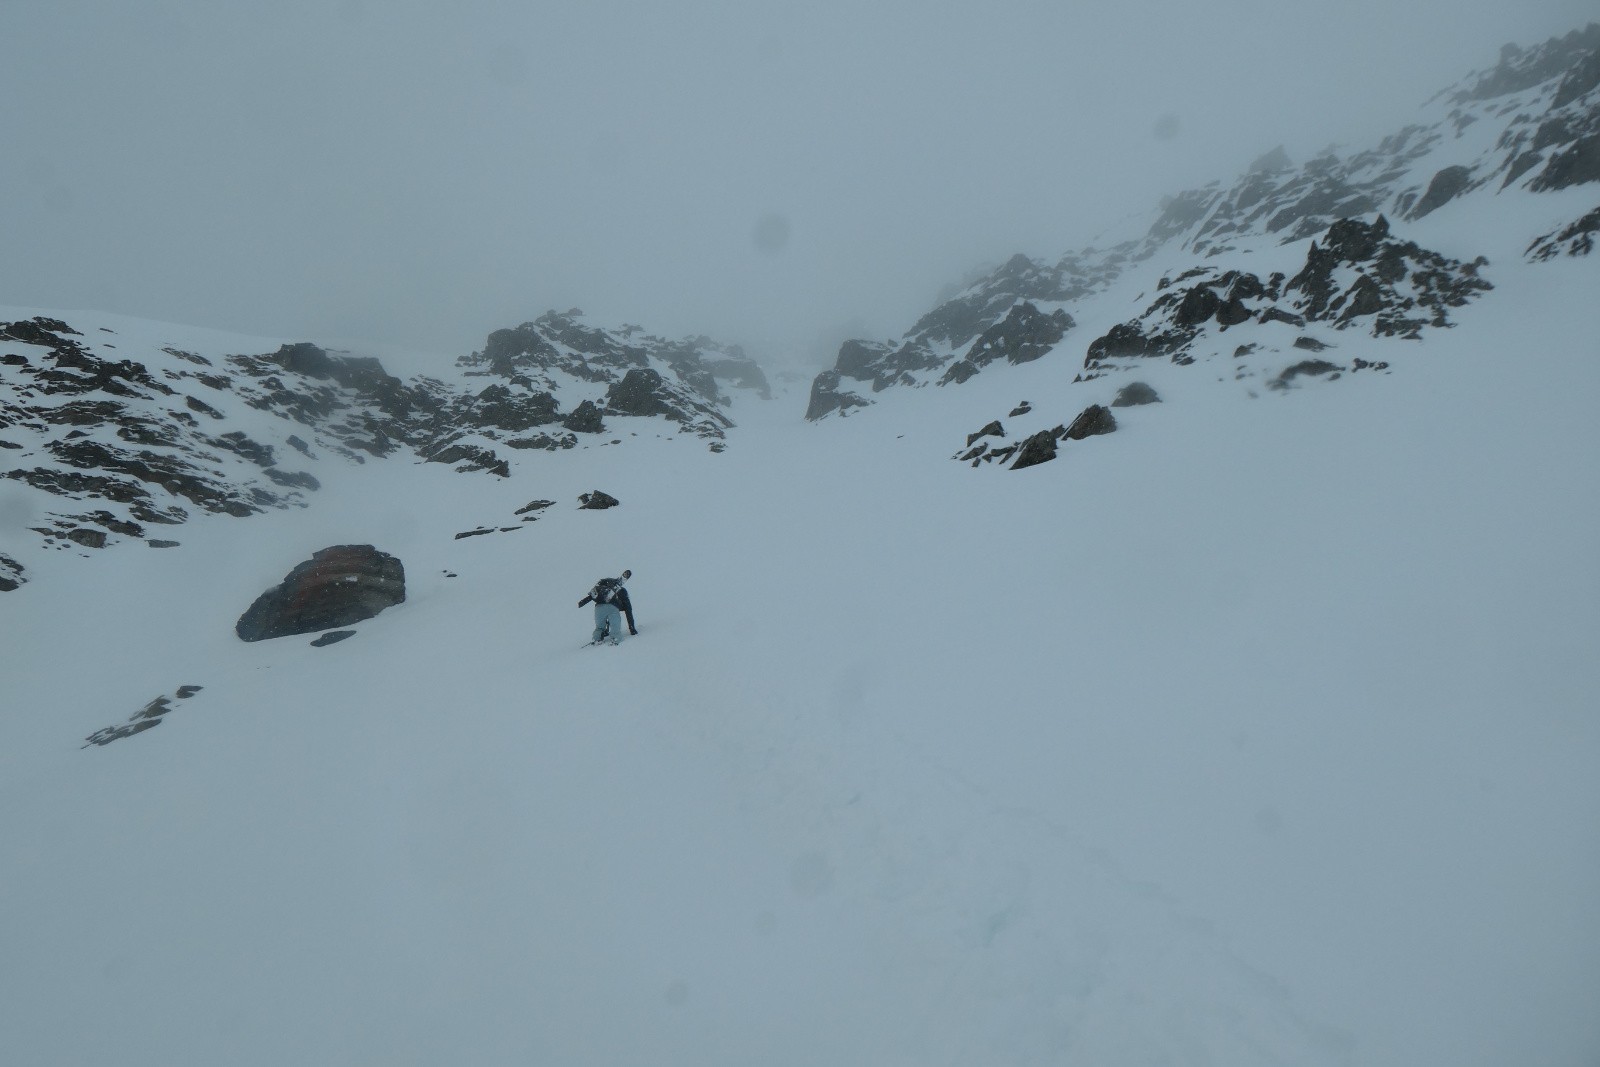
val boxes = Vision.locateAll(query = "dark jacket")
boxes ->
[578,578,637,634]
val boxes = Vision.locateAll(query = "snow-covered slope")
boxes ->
[806,23,1600,429]
[3,245,1598,1064]
[2,24,1598,1067]
[0,307,768,593]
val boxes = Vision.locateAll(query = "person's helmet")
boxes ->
[621,569,632,579]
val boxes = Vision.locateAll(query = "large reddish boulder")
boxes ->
[235,545,405,641]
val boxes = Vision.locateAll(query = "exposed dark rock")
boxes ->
[66,528,108,548]
[1009,402,1033,417]
[235,545,406,642]
[1064,404,1117,440]
[147,539,181,548]
[422,438,510,477]
[1293,336,1333,351]
[805,370,871,421]
[310,630,357,647]
[515,499,557,516]
[1409,165,1474,219]
[1010,429,1062,470]
[606,367,679,419]
[1527,205,1600,259]
[505,432,577,451]
[938,360,979,386]
[563,399,605,433]
[263,468,320,490]
[465,383,561,431]
[0,553,23,592]
[579,490,620,510]
[966,420,1004,447]
[957,302,1074,372]
[1111,382,1161,407]
[82,685,204,748]
[1530,131,1600,191]
[1274,359,1343,386]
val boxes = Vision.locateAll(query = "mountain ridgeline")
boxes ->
[0,310,768,592]
[2,24,1597,597]
[805,22,1599,422]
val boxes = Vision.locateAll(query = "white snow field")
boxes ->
[3,210,1599,1064]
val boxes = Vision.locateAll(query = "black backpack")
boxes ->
[591,578,619,604]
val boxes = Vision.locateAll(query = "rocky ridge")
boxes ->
[0,310,768,590]
[806,24,1600,430]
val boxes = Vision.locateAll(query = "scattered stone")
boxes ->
[454,528,495,539]
[1008,402,1032,417]
[514,499,557,516]
[966,420,1005,447]
[147,539,181,548]
[82,685,204,747]
[579,490,620,510]
[235,544,405,642]
[1293,336,1332,351]
[310,630,357,647]
[1064,404,1117,440]
[1011,428,1064,470]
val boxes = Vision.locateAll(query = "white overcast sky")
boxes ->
[3,0,1593,365]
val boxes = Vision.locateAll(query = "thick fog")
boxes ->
[3,0,1592,365]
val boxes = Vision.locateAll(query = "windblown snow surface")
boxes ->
[3,199,1599,1066]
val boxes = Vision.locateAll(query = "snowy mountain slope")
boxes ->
[806,24,1600,423]
[3,243,1598,1065]
[2,22,1598,1067]
[0,307,768,594]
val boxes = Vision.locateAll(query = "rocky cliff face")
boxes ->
[0,310,769,590]
[806,23,1600,422]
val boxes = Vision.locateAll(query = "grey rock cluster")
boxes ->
[1083,215,1493,376]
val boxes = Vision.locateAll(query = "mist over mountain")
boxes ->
[2,21,1598,1067]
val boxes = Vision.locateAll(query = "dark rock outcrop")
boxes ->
[966,420,1004,447]
[1526,205,1600,259]
[235,545,406,642]
[805,370,872,421]
[82,686,204,748]
[0,553,24,592]
[1085,215,1492,373]
[563,399,605,433]
[1064,405,1117,440]
[1010,429,1062,471]
[1407,165,1474,220]
[578,490,620,510]
[606,368,678,419]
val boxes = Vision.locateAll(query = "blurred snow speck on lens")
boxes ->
[789,850,833,898]
[752,212,792,255]
[1152,113,1182,141]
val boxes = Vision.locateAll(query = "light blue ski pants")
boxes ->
[592,603,624,644]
